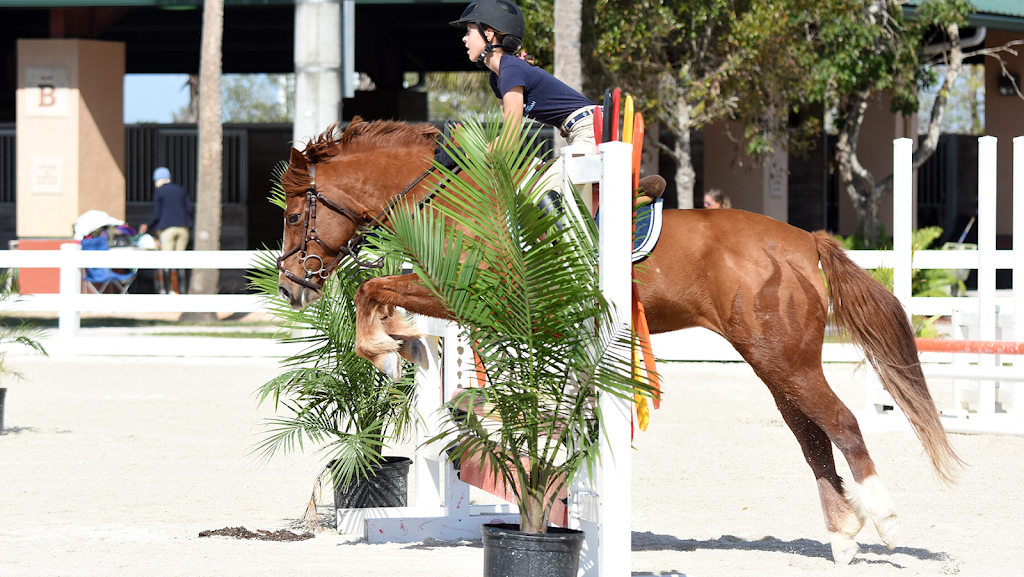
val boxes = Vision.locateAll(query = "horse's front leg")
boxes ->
[353,273,452,381]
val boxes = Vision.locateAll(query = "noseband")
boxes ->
[277,161,449,291]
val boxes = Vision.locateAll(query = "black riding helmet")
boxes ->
[450,0,525,65]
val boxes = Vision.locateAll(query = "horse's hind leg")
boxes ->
[759,364,902,557]
[765,384,865,564]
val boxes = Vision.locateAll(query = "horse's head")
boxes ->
[276,119,440,309]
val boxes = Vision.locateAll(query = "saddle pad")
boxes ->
[593,197,664,263]
[631,198,663,262]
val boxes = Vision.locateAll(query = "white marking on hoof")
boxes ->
[378,352,403,382]
[851,476,902,549]
[830,533,859,565]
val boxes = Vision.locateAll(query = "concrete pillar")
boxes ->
[293,0,343,149]
[16,39,125,239]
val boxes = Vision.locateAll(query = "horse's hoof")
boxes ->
[877,515,901,550]
[399,338,429,369]
[377,352,403,382]
[830,534,859,566]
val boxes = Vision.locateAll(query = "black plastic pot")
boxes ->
[481,523,585,577]
[0,387,6,433]
[332,456,412,508]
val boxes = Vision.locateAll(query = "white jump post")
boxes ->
[976,136,999,414]
[866,139,914,413]
[561,140,634,577]
[1014,136,1023,373]
[893,138,913,308]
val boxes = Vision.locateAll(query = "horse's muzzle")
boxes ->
[277,276,322,310]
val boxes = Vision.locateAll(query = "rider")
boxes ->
[447,0,665,209]
[450,0,597,151]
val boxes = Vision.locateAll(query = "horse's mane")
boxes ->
[282,117,440,198]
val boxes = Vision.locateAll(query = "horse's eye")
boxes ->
[287,214,302,225]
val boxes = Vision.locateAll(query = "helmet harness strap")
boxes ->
[475,23,495,68]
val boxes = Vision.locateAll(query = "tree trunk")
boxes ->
[671,99,696,209]
[553,0,582,92]
[876,23,964,198]
[518,468,549,534]
[834,92,879,243]
[553,0,582,152]
[189,0,224,306]
[838,24,964,246]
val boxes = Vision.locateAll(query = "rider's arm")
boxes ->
[494,86,524,153]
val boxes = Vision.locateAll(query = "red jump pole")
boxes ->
[916,338,1024,356]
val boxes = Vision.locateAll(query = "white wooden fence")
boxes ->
[1,137,1020,428]
[0,247,303,358]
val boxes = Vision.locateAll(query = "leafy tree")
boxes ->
[423,72,493,121]
[581,0,747,208]
[800,0,1022,245]
[221,74,294,123]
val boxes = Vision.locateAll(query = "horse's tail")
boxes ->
[813,231,962,483]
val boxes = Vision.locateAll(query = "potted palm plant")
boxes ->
[368,116,654,576]
[0,270,48,434]
[249,199,418,529]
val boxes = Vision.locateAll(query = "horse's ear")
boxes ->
[289,147,308,172]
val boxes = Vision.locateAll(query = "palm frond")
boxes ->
[367,114,654,531]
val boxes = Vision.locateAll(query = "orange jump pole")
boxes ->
[915,338,1024,356]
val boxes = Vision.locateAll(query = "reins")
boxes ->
[277,160,455,290]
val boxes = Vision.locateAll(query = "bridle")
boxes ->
[276,161,452,291]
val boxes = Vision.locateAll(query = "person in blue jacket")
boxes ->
[140,167,193,293]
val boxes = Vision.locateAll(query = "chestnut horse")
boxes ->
[276,118,960,565]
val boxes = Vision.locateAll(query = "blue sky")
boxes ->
[123,74,192,123]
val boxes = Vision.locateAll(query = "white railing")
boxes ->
[0,246,298,357]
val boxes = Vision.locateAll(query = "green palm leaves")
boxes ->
[368,114,653,533]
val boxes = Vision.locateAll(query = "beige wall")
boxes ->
[984,30,1024,237]
[835,92,917,238]
[16,39,125,239]
[703,120,788,222]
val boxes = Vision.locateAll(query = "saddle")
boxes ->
[537,174,667,263]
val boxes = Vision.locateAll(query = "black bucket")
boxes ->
[0,387,5,433]
[333,456,412,509]
[481,523,585,577]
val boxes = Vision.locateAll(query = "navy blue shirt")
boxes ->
[147,182,194,232]
[489,54,594,127]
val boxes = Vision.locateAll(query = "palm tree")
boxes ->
[190,0,224,302]
[367,116,655,534]
[248,176,418,528]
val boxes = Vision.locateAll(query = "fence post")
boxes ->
[977,135,998,414]
[893,138,913,308]
[596,140,632,577]
[58,243,81,340]
[1014,136,1023,372]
